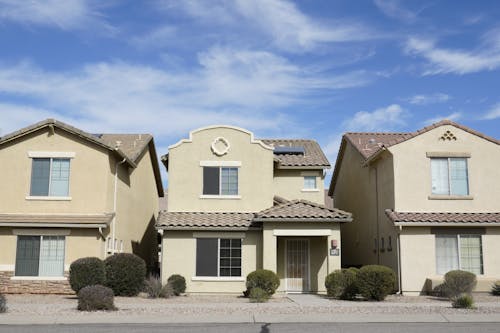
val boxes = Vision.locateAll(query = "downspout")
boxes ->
[374,165,380,264]
[112,157,127,255]
[397,225,403,294]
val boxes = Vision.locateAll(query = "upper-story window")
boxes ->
[203,167,238,195]
[431,157,468,196]
[30,158,71,197]
[303,176,317,190]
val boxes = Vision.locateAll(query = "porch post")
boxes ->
[262,225,277,272]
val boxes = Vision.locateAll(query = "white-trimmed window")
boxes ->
[15,235,65,277]
[435,234,483,275]
[303,176,317,190]
[195,238,242,277]
[30,158,70,197]
[203,167,238,195]
[431,158,469,196]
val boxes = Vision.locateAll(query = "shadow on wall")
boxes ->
[131,215,159,275]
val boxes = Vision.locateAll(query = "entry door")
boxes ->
[286,239,309,292]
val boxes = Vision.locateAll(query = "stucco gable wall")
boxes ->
[0,128,113,214]
[388,125,500,213]
[167,127,274,212]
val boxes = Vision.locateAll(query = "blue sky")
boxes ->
[0,0,499,184]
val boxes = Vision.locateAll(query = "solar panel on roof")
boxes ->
[274,146,305,154]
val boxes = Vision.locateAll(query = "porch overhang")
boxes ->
[0,213,114,229]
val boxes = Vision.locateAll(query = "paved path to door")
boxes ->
[287,294,332,306]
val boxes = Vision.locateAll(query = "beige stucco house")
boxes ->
[157,125,351,294]
[0,119,163,293]
[329,120,500,295]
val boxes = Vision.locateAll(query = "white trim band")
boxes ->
[28,151,76,158]
[273,229,332,236]
[0,265,15,271]
[26,196,72,201]
[191,277,245,282]
[199,195,241,199]
[192,232,246,239]
[13,229,71,236]
[200,161,242,167]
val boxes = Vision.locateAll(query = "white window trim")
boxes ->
[199,194,241,199]
[29,157,71,198]
[301,188,320,192]
[28,152,76,158]
[25,196,72,201]
[430,157,470,197]
[200,161,241,167]
[302,175,318,191]
[195,237,243,278]
[191,277,245,282]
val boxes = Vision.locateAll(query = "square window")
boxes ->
[303,176,317,189]
[431,158,469,196]
[203,167,238,195]
[30,158,70,196]
[195,238,242,277]
[15,235,65,277]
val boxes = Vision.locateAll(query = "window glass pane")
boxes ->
[449,158,469,196]
[196,238,218,276]
[221,168,238,195]
[15,236,40,276]
[39,236,65,276]
[303,176,317,189]
[50,159,70,196]
[220,268,230,277]
[460,235,483,274]
[203,167,220,195]
[431,158,450,195]
[30,158,50,196]
[220,239,230,247]
[436,235,459,275]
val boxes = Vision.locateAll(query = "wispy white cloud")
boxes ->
[406,93,451,105]
[0,0,115,33]
[405,30,500,75]
[157,0,377,52]
[423,112,462,125]
[482,103,500,120]
[342,104,407,132]
[0,48,374,140]
[373,0,417,22]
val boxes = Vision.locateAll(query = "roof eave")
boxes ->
[155,226,262,231]
[394,222,500,227]
[253,217,352,223]
[0,222,109,228]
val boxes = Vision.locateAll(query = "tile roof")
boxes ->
[261,139,330,168]
[254,199,351,222]
[0,213,114,228]
[100,134,153,163]
[385,210,500,226]
[156,211,259,230]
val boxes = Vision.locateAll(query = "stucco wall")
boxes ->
[161,230,262,293]
[167,127,274,212]
[389,125,500,212]
[273,169,324,204]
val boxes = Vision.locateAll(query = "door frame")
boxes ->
[284,238,310,293]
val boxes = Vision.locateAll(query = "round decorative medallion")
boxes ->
[211,136,230,156]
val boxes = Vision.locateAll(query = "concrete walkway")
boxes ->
[287,294,333,306]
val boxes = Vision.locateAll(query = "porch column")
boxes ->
[262,225,277,272]
[327,227,342,274]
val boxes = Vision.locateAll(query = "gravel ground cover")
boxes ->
[2,294,500,317]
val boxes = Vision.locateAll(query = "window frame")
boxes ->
[430,157,469,197]
[302,175,317,191]
[195,238,242,278]
[28,157,72,199]
[435,233,483,275]
[201,166,240,198]
[14,235,66,278]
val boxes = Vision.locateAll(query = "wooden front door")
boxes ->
[285,239,309,292]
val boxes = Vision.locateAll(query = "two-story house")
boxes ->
[329,120,500,295]
[0,119,163,293]
[157,125,351,294]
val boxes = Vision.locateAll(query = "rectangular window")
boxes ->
[431,157,468,196]
[202,167,238,195]
[30,158,70,196]
[15,236,65,277]
[195,238,242,277]
[435,234,483,275]
[303,176,317,189]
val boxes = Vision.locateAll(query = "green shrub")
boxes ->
[491,281,500,296]
[77,285,116,311]
[443,270,476,298]
[357,265,396,301]
[452,294,475,309]
[167,274,186,296]
[160,283,175,298]
[246,269,280,296]
[69,257,106,293]
[0,294,6,313]
[249,287,269,303]
[104,253,146,296]
[325,268,359,300]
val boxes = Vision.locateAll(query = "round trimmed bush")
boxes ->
[78,285,116,311]
[357,265,396,301]
[69,257,106,293]
[104,253,146,296]
[0,294,7,313]
[167,274,186,296]
[492,281,500,296]
[325,267,359,300]
[443,270,477,298]
[249,287,269,303]
[452,294,475,309]
[246,269,280,296]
